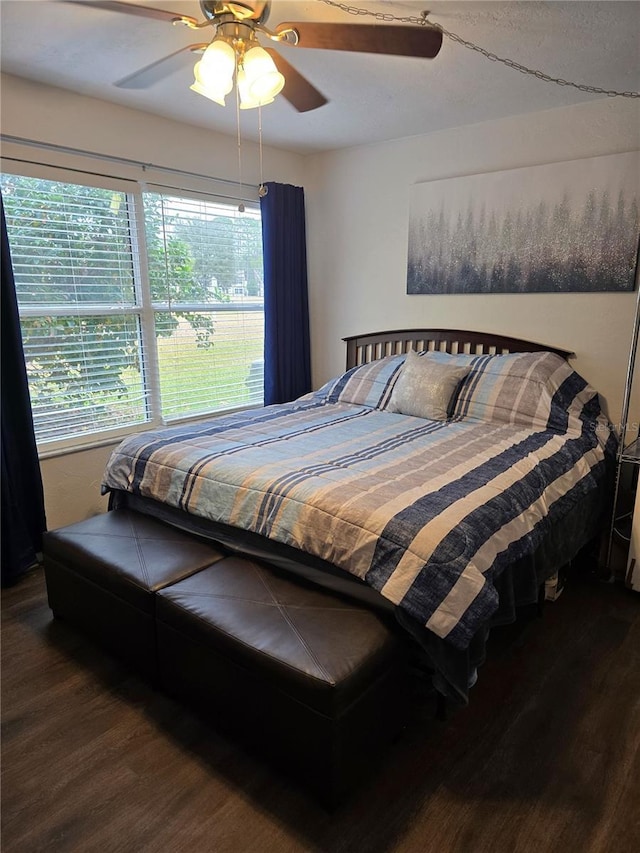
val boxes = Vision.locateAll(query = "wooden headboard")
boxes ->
[343,329,574,370]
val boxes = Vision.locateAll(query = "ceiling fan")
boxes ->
[63,1,443,112]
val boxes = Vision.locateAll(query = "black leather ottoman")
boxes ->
[156,556,411,807]
[43,510,226,678]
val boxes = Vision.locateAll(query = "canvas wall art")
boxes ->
[407,151,639,294]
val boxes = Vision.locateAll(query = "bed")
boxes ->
[103,329,615,702]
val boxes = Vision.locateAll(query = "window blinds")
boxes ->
[1,172,264,450]
[145,192,264,420]
[2,175,148,444]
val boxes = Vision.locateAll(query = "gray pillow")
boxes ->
[388,350,471,421]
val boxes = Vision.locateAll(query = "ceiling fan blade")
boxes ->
[264,49,327,112]
[61,1,199,27]
[275,22,443,59]
[115,44,206,89]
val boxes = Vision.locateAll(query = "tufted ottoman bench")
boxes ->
[43,510,226,679]
[156,555,411,807]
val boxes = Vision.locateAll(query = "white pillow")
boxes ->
[388,350,471,421]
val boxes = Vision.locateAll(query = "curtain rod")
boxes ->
[1,155,261,206]
[0,134,253,191]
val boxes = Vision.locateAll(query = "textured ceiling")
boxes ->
[1,1,638,153]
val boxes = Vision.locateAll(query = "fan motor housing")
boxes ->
[200,1,270,23]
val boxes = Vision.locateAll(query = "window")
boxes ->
[1,173,264,451]
[144,192,264,420]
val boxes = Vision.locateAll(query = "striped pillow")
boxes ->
[452,351,581,430]
[316,354,406,409]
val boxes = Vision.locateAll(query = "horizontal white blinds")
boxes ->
[2,174,149,445]
[2,172,264,448]
[22,314,148,443]
[145,192,264,420]
[3,177,136,306]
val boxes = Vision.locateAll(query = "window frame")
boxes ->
[2,169,265,458]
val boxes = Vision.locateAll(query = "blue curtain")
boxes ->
[1,193,47,585]
[260,182,311,405]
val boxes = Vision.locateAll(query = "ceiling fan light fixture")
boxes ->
[237,67,274,109]
[242,45,285,102]
[190,60,233,106]
[200,37,236,78]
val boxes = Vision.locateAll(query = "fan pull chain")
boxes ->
[258,105,267,198]
[318,0,640,99]
[235,65,245,213]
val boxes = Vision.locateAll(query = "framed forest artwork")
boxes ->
[406,151,639,294]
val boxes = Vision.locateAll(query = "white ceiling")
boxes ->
[1,0,638,154]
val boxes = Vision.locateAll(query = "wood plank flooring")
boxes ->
[2,567,639,853]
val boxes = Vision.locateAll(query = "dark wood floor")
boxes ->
[2,566,639,853]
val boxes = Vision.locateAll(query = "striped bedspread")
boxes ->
[103,353,613,650]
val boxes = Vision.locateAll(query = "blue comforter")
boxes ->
[103,352,613,649]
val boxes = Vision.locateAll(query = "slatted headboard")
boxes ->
[343,329,573,370]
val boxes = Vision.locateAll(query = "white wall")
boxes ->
[0,74,304,189]
[1,74,306,529]
[304,97,640,437]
